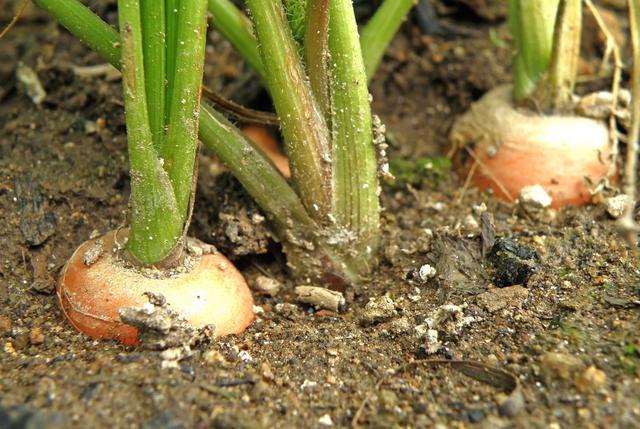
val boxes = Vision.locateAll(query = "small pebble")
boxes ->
[0,316,11,337]
[463,214,479,231]
[476,285,529,313]
[4,341,17,355]
[301,379,318,390]
[14,331,30,349]
[318,414,333,427]
[418,264,437,282]
[360,295,397,325]
[238,350,253,363]
[561,280,573,289]
[415,324,429,338]
[518,185,552,209]
[466,408,485,423]
[379,389,399,410]
[253,275,281,297]
[575,365,607,393]
[603,195,632,219]
[539,352,583,382]
[423,329,440,354]
[497,389,525,417]
[577,408,592,421]
[387,316,412,335]
[29,327,45,345]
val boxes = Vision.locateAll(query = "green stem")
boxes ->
[165,0,178,124]
[198,105,315,238]
[162,0,208,219]
[207,0,266,82]
[35,0,382,282]
[141,0,165,151]
[328,0,380,268]
[32,0,121,68]
[199,104,371,283]
[360,0,416,82]
[246,0,332,222]
[118,0,183,264]
[207,0,411,84]
[303,0,330,118]
[33,0,308,249]
[508,0,560,102]
[536,0,581,111]
[539,0,582,111]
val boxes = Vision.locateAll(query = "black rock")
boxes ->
[466,408,486,423]
[489,238,539,287]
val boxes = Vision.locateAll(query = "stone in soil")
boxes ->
[603,194,633,219]
[476,285,529,313]
[518,184,552,210]
[253,275,282,297]
[575,365,607,393]
[360,295,398,326]
[539,351,584,384]
[489,238,539,287]
[29,326,45,345]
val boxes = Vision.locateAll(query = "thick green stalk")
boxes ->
[198,104,361,282]
[35,0,381,282]
[536,0,581,111]
[328,0,380,263]
[165,0,179,124]
[360,0,416,81]
[508,0,560,102]
[162,0,208,219]
[198,105,315,237]
[33,0,309,250]
[304,0,330,118]
[246,0,332,221]
[32,0,121,67]
[207,0,266,81]
[118,0,183,264]
[209,0,409,83]
[141,0,165,150]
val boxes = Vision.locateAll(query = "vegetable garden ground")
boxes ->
[1,1,639,427]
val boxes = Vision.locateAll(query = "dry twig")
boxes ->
[584,0,624,178]
[619,0,640,247]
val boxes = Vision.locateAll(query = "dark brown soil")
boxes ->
[1,1,639,428]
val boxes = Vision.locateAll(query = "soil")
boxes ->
[1,1,639,428]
